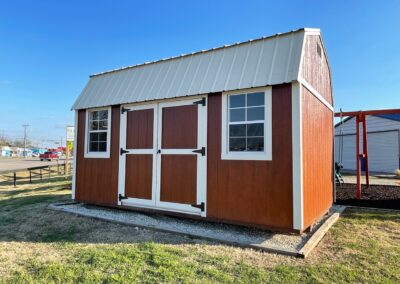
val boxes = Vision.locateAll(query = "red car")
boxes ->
[39,151,59,161]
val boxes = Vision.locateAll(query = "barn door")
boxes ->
[118,104,158,207]
[118,98,207,216]
[156,98,207,216]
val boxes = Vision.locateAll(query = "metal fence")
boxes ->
[0,161,73,187]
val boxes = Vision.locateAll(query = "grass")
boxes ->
[0,176,399,283]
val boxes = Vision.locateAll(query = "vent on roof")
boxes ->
[317,43,322,57]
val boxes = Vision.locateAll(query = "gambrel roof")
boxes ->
[72,28,322,110]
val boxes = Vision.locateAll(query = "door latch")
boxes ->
[192,147,206,156]
[191,202,205,212]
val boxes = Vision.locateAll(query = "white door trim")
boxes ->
[118,97,208,217]
[118,104,158,207]
[156,97,207,216]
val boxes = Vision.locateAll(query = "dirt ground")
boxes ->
[336,183,400,209]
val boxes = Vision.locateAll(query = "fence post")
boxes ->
[48,166,50,178]
[13,172,16,187]
[29,170,32,184]
[40,169,42,180]
[57,163,60,175]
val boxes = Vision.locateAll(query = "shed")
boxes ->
[335,114,400,173]
[71,28,334,233]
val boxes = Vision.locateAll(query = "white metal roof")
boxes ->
[72,28,319,110]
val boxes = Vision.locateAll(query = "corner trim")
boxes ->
[71,110,78,199]
[298,77,334,112]
[292,82,303,231]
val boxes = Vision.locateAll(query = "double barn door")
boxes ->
[118,98,207,216]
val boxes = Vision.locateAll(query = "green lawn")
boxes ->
[0,175,399,283]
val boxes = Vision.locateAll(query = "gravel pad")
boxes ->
[49,203,340,256]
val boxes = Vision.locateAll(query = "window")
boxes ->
[221,87,272,160]
[85,107,111,158]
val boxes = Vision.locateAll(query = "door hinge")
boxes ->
[120,148,129,155]
[121,106,129,114]
[119,194,128,201]
[193,97,206,106]
[191,202,205,212]
[192,147,206,156]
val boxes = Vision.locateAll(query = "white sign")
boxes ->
[66,126,75,142]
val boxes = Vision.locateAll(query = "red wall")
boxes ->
[75,106,120,206]
[206,84,294,230]
[75,84,297,230]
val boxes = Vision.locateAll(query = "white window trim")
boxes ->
[221,86,272,161]
[84,106,112,158]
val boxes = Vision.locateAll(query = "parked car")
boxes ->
[39,151,59,161]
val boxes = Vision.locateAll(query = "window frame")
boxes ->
[221,87,272,161]
[84,106,112,158]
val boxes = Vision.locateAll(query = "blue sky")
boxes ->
[1,0,399,146]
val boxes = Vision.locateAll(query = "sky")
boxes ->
[1,0,400,147]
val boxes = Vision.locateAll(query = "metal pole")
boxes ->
[362,114,369,188]
[356,114,361,199]
[22,124,29,158]
[29,170,32,184]
[13,172,16,187]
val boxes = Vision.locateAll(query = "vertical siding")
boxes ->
[207,84,293,230]
[75,106,120,205]
[302,87,333,229]
[301,35,332,105]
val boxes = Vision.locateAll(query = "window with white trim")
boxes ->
[85,108,111,158]
[221,88,272,160]
[228,92,265,152]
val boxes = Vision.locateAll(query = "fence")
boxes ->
[0,161,73,187]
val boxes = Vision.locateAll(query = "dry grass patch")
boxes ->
[0,176,399,283]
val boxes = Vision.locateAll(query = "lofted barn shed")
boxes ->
[71,28,334,233]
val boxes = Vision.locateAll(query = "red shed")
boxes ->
[71,28,333,233]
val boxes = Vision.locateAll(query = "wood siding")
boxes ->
[162,105,198,149]
[301,35,332,105]
[126,109,153,149]
[207,84,293,230]
[160,155,197,204]
[75,106,120,206]
[125,154,153,200]
[302,86,333,229]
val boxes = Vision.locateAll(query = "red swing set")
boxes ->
[335,108,400,199]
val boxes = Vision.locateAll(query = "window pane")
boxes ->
[90,111,99,120]
[229,124,246,137]
[98,110,108,120]
[98,142,107,152]
[90,132,99,142]
[229,94,245,108]
[247,137,264,151]
[247,92,264,106]
[99,120,108,130]
[230,108,245,122]
[247,123,264,137]
[89,142,98,152]
[247,107,264,121]
[229,138,246,151]
[90,121,99,131]
[98,132,107,142]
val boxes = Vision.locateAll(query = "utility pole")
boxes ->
[22,124,29,158]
